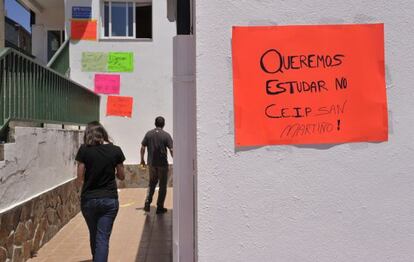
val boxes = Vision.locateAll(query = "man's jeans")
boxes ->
[81,198,119,262]
[145,166,169,208]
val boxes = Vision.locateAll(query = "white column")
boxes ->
[173,35,196,262]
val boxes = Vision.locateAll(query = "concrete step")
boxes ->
[8,120,42,143]
[0,122,83,162]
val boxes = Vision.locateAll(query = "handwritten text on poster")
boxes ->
[82,52,108,72]
[106,96,133,117]
[232,24,388,146]
[108,52,134,72]
[94,74,120,94]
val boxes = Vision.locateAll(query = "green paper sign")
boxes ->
[108,52,134,72]
[82,52,108,72]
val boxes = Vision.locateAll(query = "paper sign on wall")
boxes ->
[108,52,134,72]
[107,96,133,117]
[71,19,97,40]
[82,52,108,72]
[232,24,388,146]
[94,74,120,94]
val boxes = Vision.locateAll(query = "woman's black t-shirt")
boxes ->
[75,143,125,200]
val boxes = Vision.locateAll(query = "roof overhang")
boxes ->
[17,0,64,14]
[17,0,43,13]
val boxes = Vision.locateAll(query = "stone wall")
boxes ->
[117,165,173,188]
[0,126,82,212]
[0,180,80,262]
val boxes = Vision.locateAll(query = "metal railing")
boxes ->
[5,40,35,59]
[0,48,100,141]
[47,39,70,76]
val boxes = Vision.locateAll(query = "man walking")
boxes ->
[141,116,173,214]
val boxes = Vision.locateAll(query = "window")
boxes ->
[47,30,65,61]
[102,1,152,39]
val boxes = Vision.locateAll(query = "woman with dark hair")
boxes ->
[75,121,125,262]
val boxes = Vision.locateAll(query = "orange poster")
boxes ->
[106,96,133,117]
[71,19,97,40]
[232,24,388,147]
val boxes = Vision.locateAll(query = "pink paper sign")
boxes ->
[94,74,120,94]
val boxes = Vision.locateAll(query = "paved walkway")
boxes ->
[29,188,173,262]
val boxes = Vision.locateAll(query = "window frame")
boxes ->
[100,0,152,40]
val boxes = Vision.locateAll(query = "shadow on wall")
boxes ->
[235,143,339,152]
[234,141,386,153]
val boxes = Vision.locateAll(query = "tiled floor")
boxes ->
[29,188,173,262]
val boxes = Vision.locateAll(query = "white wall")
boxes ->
[37,6,65,26]
[65,0,175,164]
[32,5,65,64]
[0,127,82,213]
[196,1,414,262]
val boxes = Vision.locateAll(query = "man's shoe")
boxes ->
[144,204,150,212]
[156,207,167,214]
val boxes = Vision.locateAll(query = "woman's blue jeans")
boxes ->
[81,198,119,262]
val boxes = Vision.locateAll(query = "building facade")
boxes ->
[29,0,176,163]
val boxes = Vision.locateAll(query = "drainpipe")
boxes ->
[0,0,5,48]
[176,0,191,35]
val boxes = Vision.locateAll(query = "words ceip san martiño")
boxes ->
[259,48,348,138]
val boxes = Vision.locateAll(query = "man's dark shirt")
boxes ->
[76,144,125,200]
[142,128,173,167]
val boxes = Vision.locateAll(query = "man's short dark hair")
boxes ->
[155,116,165,128]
